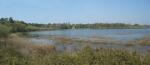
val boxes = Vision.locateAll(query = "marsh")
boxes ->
[27,29,150,53]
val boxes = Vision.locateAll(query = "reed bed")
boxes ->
[1,34,150,65]
[134,35,150,46]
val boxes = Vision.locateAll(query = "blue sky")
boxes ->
[0,0,150,24]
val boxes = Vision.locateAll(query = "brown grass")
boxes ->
[4,34,56,56]
[53,36,74,44]
[1,34,150,65]
[135,35,150,46]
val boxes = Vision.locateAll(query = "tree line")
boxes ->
[0,17,149,37]
[48,23,147,29]
[0,17,40,38]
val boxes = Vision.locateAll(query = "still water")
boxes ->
[28,29,150,53]
[29,29,150,41]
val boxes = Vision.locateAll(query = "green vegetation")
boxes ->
[0,24,11,38]
[0,17,38,32]
[135,36,150,46]
[0,36,150,65]
[48,23,148,29]
[1,17,150,65]
[0,17,149,33]
[72,23,145,29]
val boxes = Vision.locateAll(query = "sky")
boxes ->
[0,0,150,24]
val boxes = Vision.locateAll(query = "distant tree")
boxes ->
[0,18,9,24]
[8,17,15,23]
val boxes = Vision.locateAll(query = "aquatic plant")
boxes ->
[0,45,147,65]
[1,34,150,65]
[136,35,150,46]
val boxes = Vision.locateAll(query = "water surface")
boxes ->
[29,29,150,41]
[27,29,150,53]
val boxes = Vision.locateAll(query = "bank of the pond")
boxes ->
[25,33,150,54]
[26,29,150,53]
[28,29,150,42]
[1,34,150,65]
[1,35,150,65]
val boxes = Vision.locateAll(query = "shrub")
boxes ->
[0,24,11,38]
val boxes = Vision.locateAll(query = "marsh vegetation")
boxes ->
[1,34,150,65]
[0,18,150,65]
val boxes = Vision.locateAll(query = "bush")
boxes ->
[25,25,39,31]
[0,24,11,38]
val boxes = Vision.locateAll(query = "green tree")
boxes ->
[9,17,15,23]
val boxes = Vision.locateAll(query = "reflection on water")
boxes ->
[27,29,150,53]
[29,29,150,41]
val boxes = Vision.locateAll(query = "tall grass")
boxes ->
[135,35,150,46]
[0,24,11,38]
[0,35,150,65]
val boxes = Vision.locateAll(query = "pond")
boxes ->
[27,29,150,53]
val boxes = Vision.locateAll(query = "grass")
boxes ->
[1,34,150,65]
[53,36,73,44]
[52,36,122,45]
[135,35,150,46]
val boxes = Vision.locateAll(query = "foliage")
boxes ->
[0,17,39,33]
[0,37,150,65]
[0,17,149,33]
[0,24,11,38]
[48,23,147,29]
[25,25,39,31]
